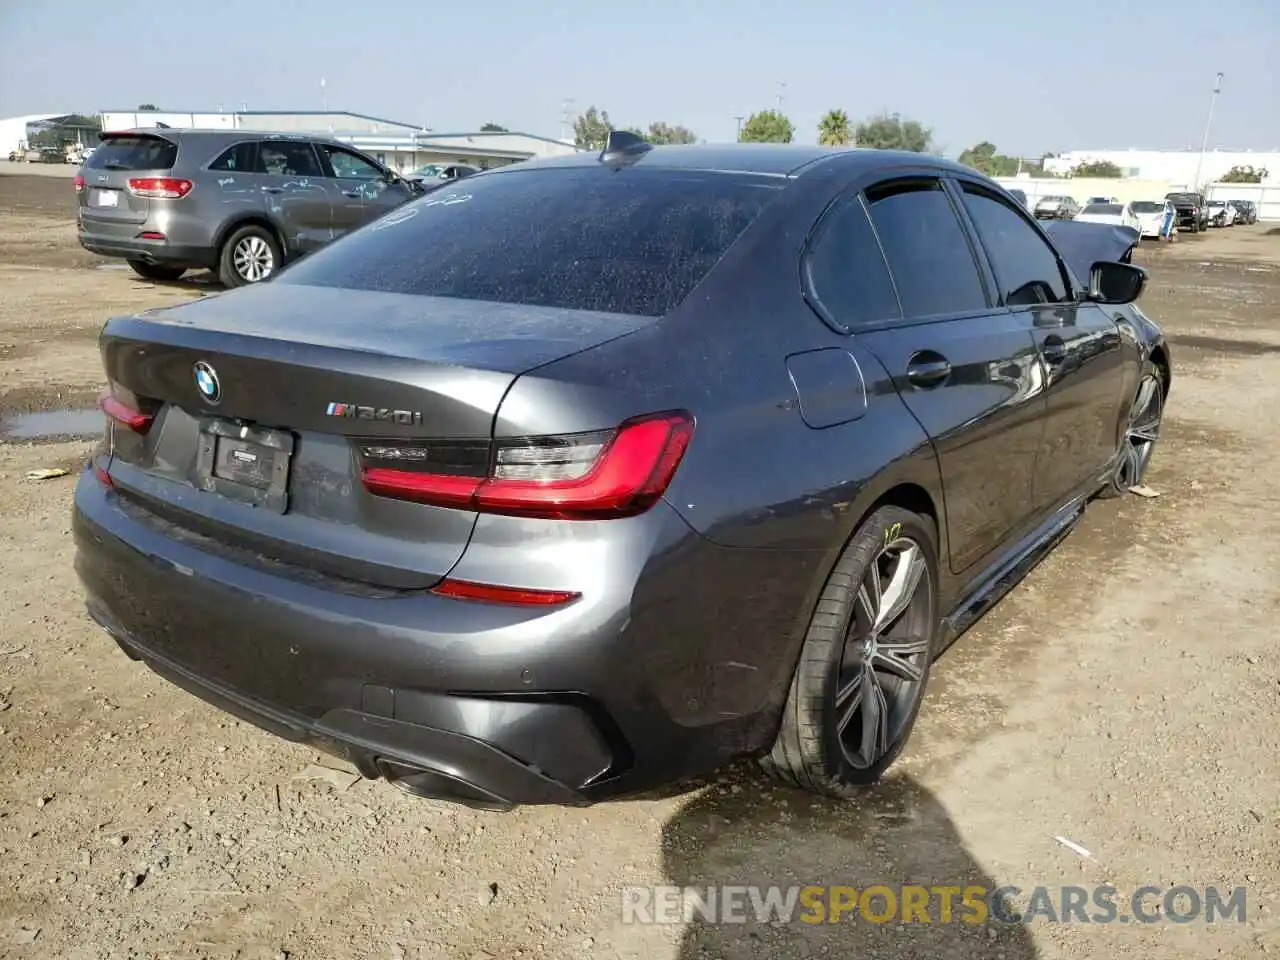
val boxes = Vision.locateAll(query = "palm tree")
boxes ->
[818,109,852,147]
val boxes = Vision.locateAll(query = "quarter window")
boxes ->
[805,195,901,328]
[959,183,1069,306]
[864,179,988,319]
[209,142,257,172]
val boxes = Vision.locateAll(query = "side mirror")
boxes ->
[1088,261,1146,304]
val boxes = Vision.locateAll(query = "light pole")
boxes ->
[1193,72,1223,190]
[734,115,744,139]
[321,78,327,112]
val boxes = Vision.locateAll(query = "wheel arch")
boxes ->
[213,214,289,262]
[1149,343,1171,401]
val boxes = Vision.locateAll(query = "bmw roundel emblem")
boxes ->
[193,361,221,404]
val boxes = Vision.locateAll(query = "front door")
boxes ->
[254,140,333,254]
[316,144,414,235]
[823,176,1047,575]
[951,179,1126,508]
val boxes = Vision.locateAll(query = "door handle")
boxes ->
[906,356,952,388]
[262,186,283,194]
[341,190,361,198]
[1042,336,1067,365]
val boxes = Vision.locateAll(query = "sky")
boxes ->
[2,0,1277,156]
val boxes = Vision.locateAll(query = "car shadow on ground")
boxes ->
[660,765,1039,959]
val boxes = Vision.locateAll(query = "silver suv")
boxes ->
[76,129,422,286]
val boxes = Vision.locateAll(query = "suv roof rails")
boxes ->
[600,130,652,164]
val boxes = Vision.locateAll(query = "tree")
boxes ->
[739,110,794,144]
[479,122,508,132]
[644,121,697,145]
[817,110,852,147]
[957,141,1021,177]
[1220,164,1268,183]
[572,106,614,150]
[137,103,159,111]
[854,112,932,152]
[1069,160,1123,178]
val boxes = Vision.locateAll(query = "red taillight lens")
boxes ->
[73,174,85,193]
[98,391,154,433]
[126,178,193,199]
[359,411,694,520]
[430,578,580,606]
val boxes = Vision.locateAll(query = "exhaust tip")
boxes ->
[375,759,516,812]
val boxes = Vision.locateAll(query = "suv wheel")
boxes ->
[219,225,281,287]
[127,261,186,282]
[761,505,939,798]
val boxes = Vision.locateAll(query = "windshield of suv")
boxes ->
[279,167,784,317]
[1082,204,1122,215]
[1132,201,1163,213]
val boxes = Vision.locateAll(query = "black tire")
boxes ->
[218,224,281,288]
[1099,370,1164,499]
[127,260,186,282]
[761,505,940,798]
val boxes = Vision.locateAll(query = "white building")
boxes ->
[98,110,581,171]
[1043,148,1278,187]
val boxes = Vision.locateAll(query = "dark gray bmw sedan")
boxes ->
[73,135,1170,809]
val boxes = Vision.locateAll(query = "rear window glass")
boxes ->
[278,168,783,317]
[85,136,177,171]
[1083,203,1122,215]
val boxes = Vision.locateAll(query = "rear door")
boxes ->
[253,140,334,253]
[79,133,179,230]
[826,176,1047,574]
[954,178,1125,508]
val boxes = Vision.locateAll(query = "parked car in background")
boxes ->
[406,163,482,190]
[1075,201,1143,237]
[1204,200,1236,227]
[1228,200,1257,225]
[1165,192,1209,233]
[1085,196,1119,205]
[76,129,422,287]
[1131,200,1175,238]
[74,139,1170,808]
[1033,195,1080,220]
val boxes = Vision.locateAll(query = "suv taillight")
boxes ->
[126,178,192,199]
[359,411,695,520]
[73,174,85,193]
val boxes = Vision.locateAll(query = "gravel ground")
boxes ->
[1,172,1278,959]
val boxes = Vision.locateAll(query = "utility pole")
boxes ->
[561,98,576,144]
[734,115,744,139]
[1193,72,1224,191]
[321,78,327,112]
[776,81,786,112]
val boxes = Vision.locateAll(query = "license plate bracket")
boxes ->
[92,189,118,208]
[195,419,294,513]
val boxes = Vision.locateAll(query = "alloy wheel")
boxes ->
[233,236,274,283]
[835,535,933,770]
[1118,374,1163,488]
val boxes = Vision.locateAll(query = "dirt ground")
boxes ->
[1,171,1277,960]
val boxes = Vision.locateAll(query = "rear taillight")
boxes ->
[126,178,192,200]
[430,579,580,606]
[359,410,694,520]
[73,174,85,193]
[98,390,154,434]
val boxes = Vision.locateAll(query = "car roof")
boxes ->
[101,128,348,148]
[497,143,979,180]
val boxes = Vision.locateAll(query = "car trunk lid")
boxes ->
[99,283,656,589]
[79,132,181,225]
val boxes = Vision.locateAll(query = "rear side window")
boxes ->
[209,142,258,172]
[279,168,783,317]
[864,179,987,318]
[959,184,1069,306]
[256,142,323,177]
[84,136,177,172]
[805,195,901,327]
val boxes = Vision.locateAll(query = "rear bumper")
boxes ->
[79,234,214,268]
[72,468,809,806]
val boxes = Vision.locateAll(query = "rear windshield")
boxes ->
[278,167,783,317]
[1131,201,1163,213]
[1082,203,1122,215]
[85,136,178,172]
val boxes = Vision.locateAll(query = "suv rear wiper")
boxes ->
[102,162,130,170]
